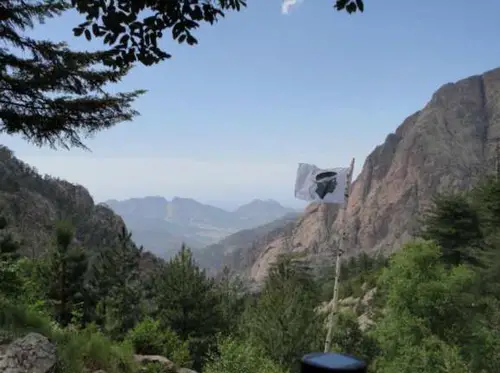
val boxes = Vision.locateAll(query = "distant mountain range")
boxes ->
[192,212,299,275]
[103,197,297,257]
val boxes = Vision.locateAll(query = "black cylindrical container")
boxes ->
[301,352,367,373]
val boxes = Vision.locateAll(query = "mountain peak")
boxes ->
[104,195,297,257]
[246,198,282,207]
[233,66,500,284]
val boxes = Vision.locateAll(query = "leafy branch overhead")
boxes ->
[71,0,365,68]
[0,0,145,149]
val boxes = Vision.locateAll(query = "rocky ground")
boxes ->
[0,333,197,373]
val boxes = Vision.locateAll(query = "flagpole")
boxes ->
[324,157,355,353]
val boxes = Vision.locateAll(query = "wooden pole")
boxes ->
[324,158,355,353]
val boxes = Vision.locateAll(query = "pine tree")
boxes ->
[43,220,88,326]
[241,253,324,373]
[153,244,224,370]
[0,0,144,149]
[88,226,143,338]
[215,266,247,334]
[0,216,22,299]
[421,193,483,266]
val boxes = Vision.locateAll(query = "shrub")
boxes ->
[204,336,286,373]
[0,298,55,341]
[125,318,191,368]
[0,299,137,373]
[57,325,137,373]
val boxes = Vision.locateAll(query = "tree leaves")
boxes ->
[335,0,365,14]
[71,0,365,69]
[1,0,145,149]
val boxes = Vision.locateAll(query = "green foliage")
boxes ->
[0,216,22,298]
[125,318,191,368]
[470,176,500,235]
[1,0,144,149]
[0,298,138,373]
[320,252,387,302]
[89,227,143,338]
[421,193,483,266]
[240,254,323,373]
[71,0,364,68]
[373,239,500,373]
[57,325,137,373]
[3,174,500,373]
[0,298,56,341]
[152,245,225,369]
[215,266,248,334]
[328,310,378,364]
[204,336,287,373]
[42,221,89,327]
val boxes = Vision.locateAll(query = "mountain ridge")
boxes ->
[218,66,500,284]
[0,145,164,275]
[104,196,295,257]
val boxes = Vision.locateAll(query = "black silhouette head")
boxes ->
[315,171,337,182]
[314,171,338,199]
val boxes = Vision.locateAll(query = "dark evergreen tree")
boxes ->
[0,0,144,149]
[0,216,22,298]
[87,226,143,338]
[470,177,500,236]
[241,253,324,373]
[154,244,224,370]
[421,193,483,266]
[214,266,247,334]
[44,221,88,326]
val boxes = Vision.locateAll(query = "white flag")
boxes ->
[294,163,350,204]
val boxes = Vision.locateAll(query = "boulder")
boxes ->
[134,354,175,371]
[177,368,197,373]
[0,333,57,373]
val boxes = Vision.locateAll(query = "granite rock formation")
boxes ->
[0,145,152,268]
[236,67,500,284]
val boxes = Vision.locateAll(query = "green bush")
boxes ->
[125,318,191,368]
[57,325,137,373]
[0,298,56,341]
[204,336,286,373]
[0,299,137,373]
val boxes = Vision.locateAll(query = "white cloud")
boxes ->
[281,0,303,14]
[20,155,299,205]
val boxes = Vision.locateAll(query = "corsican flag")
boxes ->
[294,163,351,204]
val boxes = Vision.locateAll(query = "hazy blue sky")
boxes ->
[2,0,500,209]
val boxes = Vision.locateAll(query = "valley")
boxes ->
[104,196,297,258]
[1,4,499,372]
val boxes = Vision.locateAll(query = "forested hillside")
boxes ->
[1,1,499,373]
[0,146,127,256]
[2,175,500,373]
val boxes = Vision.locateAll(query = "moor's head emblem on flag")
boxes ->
[313,171,338,199]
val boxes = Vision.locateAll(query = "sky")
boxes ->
[2,0,500,210]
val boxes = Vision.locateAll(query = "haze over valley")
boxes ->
[103,196,298,257]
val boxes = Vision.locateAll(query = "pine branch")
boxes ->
[0,0,144,149]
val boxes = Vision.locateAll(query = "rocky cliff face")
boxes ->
[237,67,500,284]
[0,145,131,257]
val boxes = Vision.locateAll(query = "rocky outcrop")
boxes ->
[0,145,128,257]
[318,286,378,332]
[0,333,56,373]
[0,333,197,373]
[134,354,176,371]
[231,67,500,284]
[0,145,163,273]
